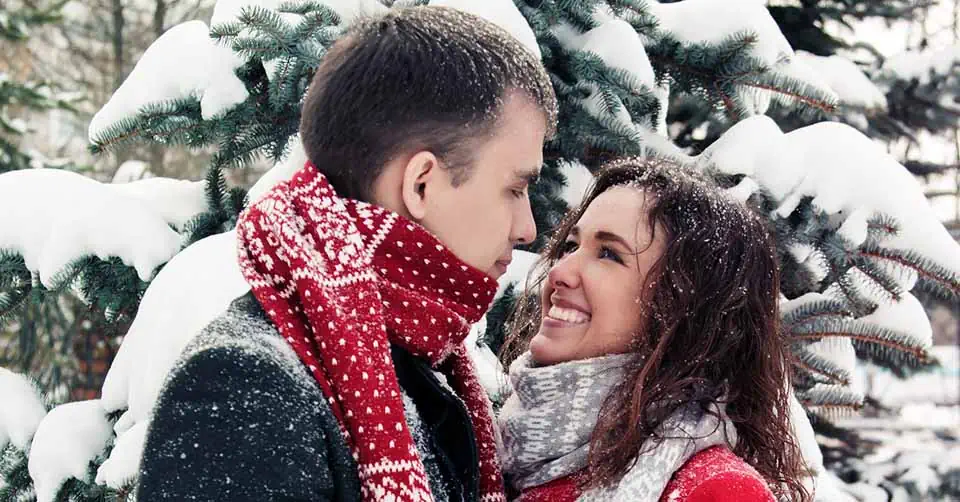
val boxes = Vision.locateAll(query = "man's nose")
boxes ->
[512,198,537,245]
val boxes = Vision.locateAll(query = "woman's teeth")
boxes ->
[547,305,590,324]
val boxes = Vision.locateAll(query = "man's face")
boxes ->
[419,91,547,278]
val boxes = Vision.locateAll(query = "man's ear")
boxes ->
[401,151,439,220]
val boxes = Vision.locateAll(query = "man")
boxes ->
[136,6,556,502]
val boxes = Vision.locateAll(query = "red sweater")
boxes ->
[517,446,775,502]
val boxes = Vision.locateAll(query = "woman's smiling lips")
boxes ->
[543,296,591,329]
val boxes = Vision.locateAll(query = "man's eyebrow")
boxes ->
[514,166,541,184]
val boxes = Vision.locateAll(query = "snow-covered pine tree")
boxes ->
[674,0,960,176]
[664,3,960,497]
[1,0,958,500]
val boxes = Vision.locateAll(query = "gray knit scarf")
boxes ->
[498,352,738,501]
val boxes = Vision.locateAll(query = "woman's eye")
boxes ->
[559,240,578,256]
[600,246,623,264]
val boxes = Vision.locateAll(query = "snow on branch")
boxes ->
[0,368,46,452]
[27,400,112,502]
[649,0,791,67]
[432,0,541,59]
[647,0,838,116]
[698,116,960,286]
[792,51,887,112]
[0,169,190,288]
[97,231,250,485]
[881,43,960,84]
[796,383,864,415]
[89,21,249,144]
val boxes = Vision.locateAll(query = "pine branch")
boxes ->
[230,36,288,61]
[277,0,334,16]
[205,166,228,215]
[796,383,864,417]
[860,243,960,299]
[733,78,837,115]
[209,21,244,41]
[791,317,931,370]
[782,296,851,331]
[88,97,206,155]
[790,344,852,385]
[237,5,292,44]
[0,445,32,500]
[648,31,837,121]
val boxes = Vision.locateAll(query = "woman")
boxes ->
[498,158,811,502]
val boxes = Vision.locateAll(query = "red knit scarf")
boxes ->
[236,162,505,502]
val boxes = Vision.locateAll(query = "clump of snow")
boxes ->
[466,318,509,400]
[580,19,655,88]
[780,291,835,314]
[836,208,870,248]
[844,335,949,411]
[99,230,249,482]
[0,368,47,451]
[550,20,587,52]
[802,249,830,284]
[558,160,594,208]
[698,116,960,280]
[95,420,149,489]
[859,292,932,347]
[881,44,960,84]
[650,0,839,114]
[723,172,759,203]
[697,115,786,179]
[812,471,860,502]
[0,168,182,287]
[110,177,208,230]
[793,51,887,111]
[787,244,829,284]
[787,243,814,265]
[111,160,153,184]
[89,20,248,141]
[28,400,112,502]
[805,337,857,383]
[547,17,688,158]
[101,230,250,419]
[789,390,823,474]
[432,0,540,59]
[649,0,791,67]
[247,135,307,205]
[574,19,656,129]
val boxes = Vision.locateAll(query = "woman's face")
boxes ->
[529,186,667,366]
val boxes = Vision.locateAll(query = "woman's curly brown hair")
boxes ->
[502,157,811,501]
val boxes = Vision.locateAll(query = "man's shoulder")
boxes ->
[175,293,312,387]
[140,293,363,501]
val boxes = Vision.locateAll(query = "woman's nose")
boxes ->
[548,254,580,290]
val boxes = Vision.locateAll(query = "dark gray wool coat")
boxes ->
[136,293,483,502]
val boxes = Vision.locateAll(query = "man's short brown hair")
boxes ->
[299,6,557,201]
